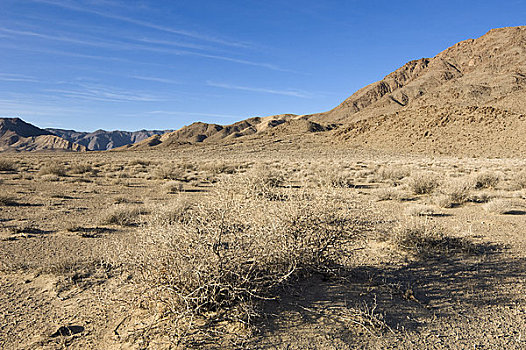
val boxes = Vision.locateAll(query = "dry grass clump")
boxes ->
[376,165,411,181]
[101,205,148,226]
[200,161,249,175]
[163,181,183,194]
[374,187,410,201]
[471,171,500,189]
[128,159,152,167]
[0,195,18,206]
[229,164,286,200]
[312,168,354,188]
[483,198,513,214]
[117,186,359,343]
[40,174,60,182]
[433,178,473,208]
[0,159,17,172]
[408,172,440,195]
[39,163,67,177]
[405,204,436,217]
[512,171,526,189]
[69,163,94,174]
[392,219,474,256]
[152,164,187,181]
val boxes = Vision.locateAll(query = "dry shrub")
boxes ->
[153,164,186,180]
[512,171,526,189]
[163,181,183,194]
[118,186,359,343]
[229,164,286,200]
[392,219,474,256]
[375,187,410,201]
[434,178,473,207]
[408,172,440,195]
[0,159,17,172]
[101,205,148,226]
[40,174,60,182]
[39,163,67,177]
[376,165,411,181]
[314,169,354,188]
[0,195,18,206]
[200,161,248,175]
[483,199,513,214]
[128,159,152,167]
[69,163,94,174]
[405,204,436,217]
[472,171,500,189]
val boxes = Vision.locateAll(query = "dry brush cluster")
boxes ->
[113,172,364,343]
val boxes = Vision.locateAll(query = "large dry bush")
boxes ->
[117,183,361,342]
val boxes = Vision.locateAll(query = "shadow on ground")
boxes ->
[253,240,526,348]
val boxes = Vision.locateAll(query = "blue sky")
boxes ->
[0,0,524,131]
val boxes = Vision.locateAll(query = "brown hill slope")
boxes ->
[119,26,526,156]
[0,118,85,152]
[118,114,299,150]
[311,26,526,123]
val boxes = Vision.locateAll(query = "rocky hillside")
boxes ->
[0,118,85,152]
[126,26,526,157]
[118,114,299,150]
[47,128,173,151]
[310,26,526,123]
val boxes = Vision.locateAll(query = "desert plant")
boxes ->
[433,177,473,207]
[483,199,513,214]
[472,171,500,189]
[512,171,526,189]
[163,181,183,193]
[117,186,359,342]
[39,163,67,177]
[0,195,18,206]
[405,204,436,216]
[0,159,17,172]
[375,187,410,201]
[408,172,440,195]
[376,165,411,181]
[152,164,186,181]
[392,219,472,256]
[101,205,148,226]
[69,163,93,174]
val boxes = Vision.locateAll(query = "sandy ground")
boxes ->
[1,146,526,349]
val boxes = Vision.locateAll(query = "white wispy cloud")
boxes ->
[0,27,286,71]
[206,81,313,98]
[129,75,180,84]
[44,83,166,102]
[0,73,39,82]
[30,0,251,48]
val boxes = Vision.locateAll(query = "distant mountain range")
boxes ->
[0,118,172,152]
[46,128,173,151]
[0,118,85,152]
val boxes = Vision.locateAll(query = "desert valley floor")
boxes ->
[1,142,526,349]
